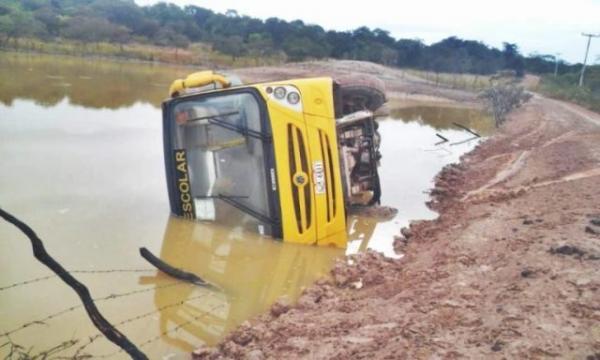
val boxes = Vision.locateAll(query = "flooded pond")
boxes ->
[0,52,494,358]
[348,106,495,257]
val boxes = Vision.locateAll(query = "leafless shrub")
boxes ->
[489,69,517,82]
[479,83,532,126]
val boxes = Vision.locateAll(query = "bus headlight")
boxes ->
[274,86,287,99]
[287,91,300,104]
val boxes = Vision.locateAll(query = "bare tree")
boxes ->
[479,83,532,126]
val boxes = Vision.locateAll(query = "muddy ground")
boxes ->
[195,61,600,359]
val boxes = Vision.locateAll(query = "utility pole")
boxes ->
[579,33,600,87]
[553,53,561,77]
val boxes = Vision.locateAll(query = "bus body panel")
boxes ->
[163,77,348,248]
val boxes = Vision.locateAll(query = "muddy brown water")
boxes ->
[0,52,494,358]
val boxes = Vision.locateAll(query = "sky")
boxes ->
[134,0,600,64]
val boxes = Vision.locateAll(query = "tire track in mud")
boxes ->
[546,96,600,127]
[462,150,530,201]
[461,94,600,204]
[463,166,600,204]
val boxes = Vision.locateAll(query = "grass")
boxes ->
[537,76,600,113]
[406,69,494,91]
[0,37,286,68]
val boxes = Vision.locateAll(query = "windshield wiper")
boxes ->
[187,111,271,142]
[217,194,276,225]
[188,110,239,123]
[208,118,270,142]
[196,194,249,199]
[196,194,276,225]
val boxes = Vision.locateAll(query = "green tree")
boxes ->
[92,0,144,34]
[213,35,246,60]
[0,8,45,45]
[153,27,189,48]
[395,39,423,67]
[21,0,45,11]
[63,16,130,44]
[502,42,525,77]
[0,4,10,16]
[0,0,563,75]
[247,32,274,65]
[327,30,353,58]
[33,6,61,37]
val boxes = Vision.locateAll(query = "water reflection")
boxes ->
[0,51,189,109]
[347,107,495,257]
[144,217,342,349]
[392,105,495,136]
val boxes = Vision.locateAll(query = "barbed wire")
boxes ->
[0,269,156,292]
[0,275,56,292]
[95,300,226,358]
[0,208,149,359]
[31,339,79,359]
[2,335,86,360]
[2,286,225,359]
[70,291,219,357]
[139,302,226,348]
[1,334,33,359]
[1,281,187,338]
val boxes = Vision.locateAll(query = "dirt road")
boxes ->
[194,63,600,359]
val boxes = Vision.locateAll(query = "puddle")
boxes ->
[347,106,495,257]
[0,52,494,358]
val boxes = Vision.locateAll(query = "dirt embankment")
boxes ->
[236,60,480,108]
[195,63,600,359]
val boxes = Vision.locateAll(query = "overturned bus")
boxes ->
[162,71,385,248]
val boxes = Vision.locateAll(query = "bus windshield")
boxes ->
[170,92,275,234]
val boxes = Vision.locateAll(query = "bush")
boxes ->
[479,83,532,126]
[538,75,600,113]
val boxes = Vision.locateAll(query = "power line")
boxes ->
[579,33,600,87]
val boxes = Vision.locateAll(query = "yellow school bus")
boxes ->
[162,71,384,248]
